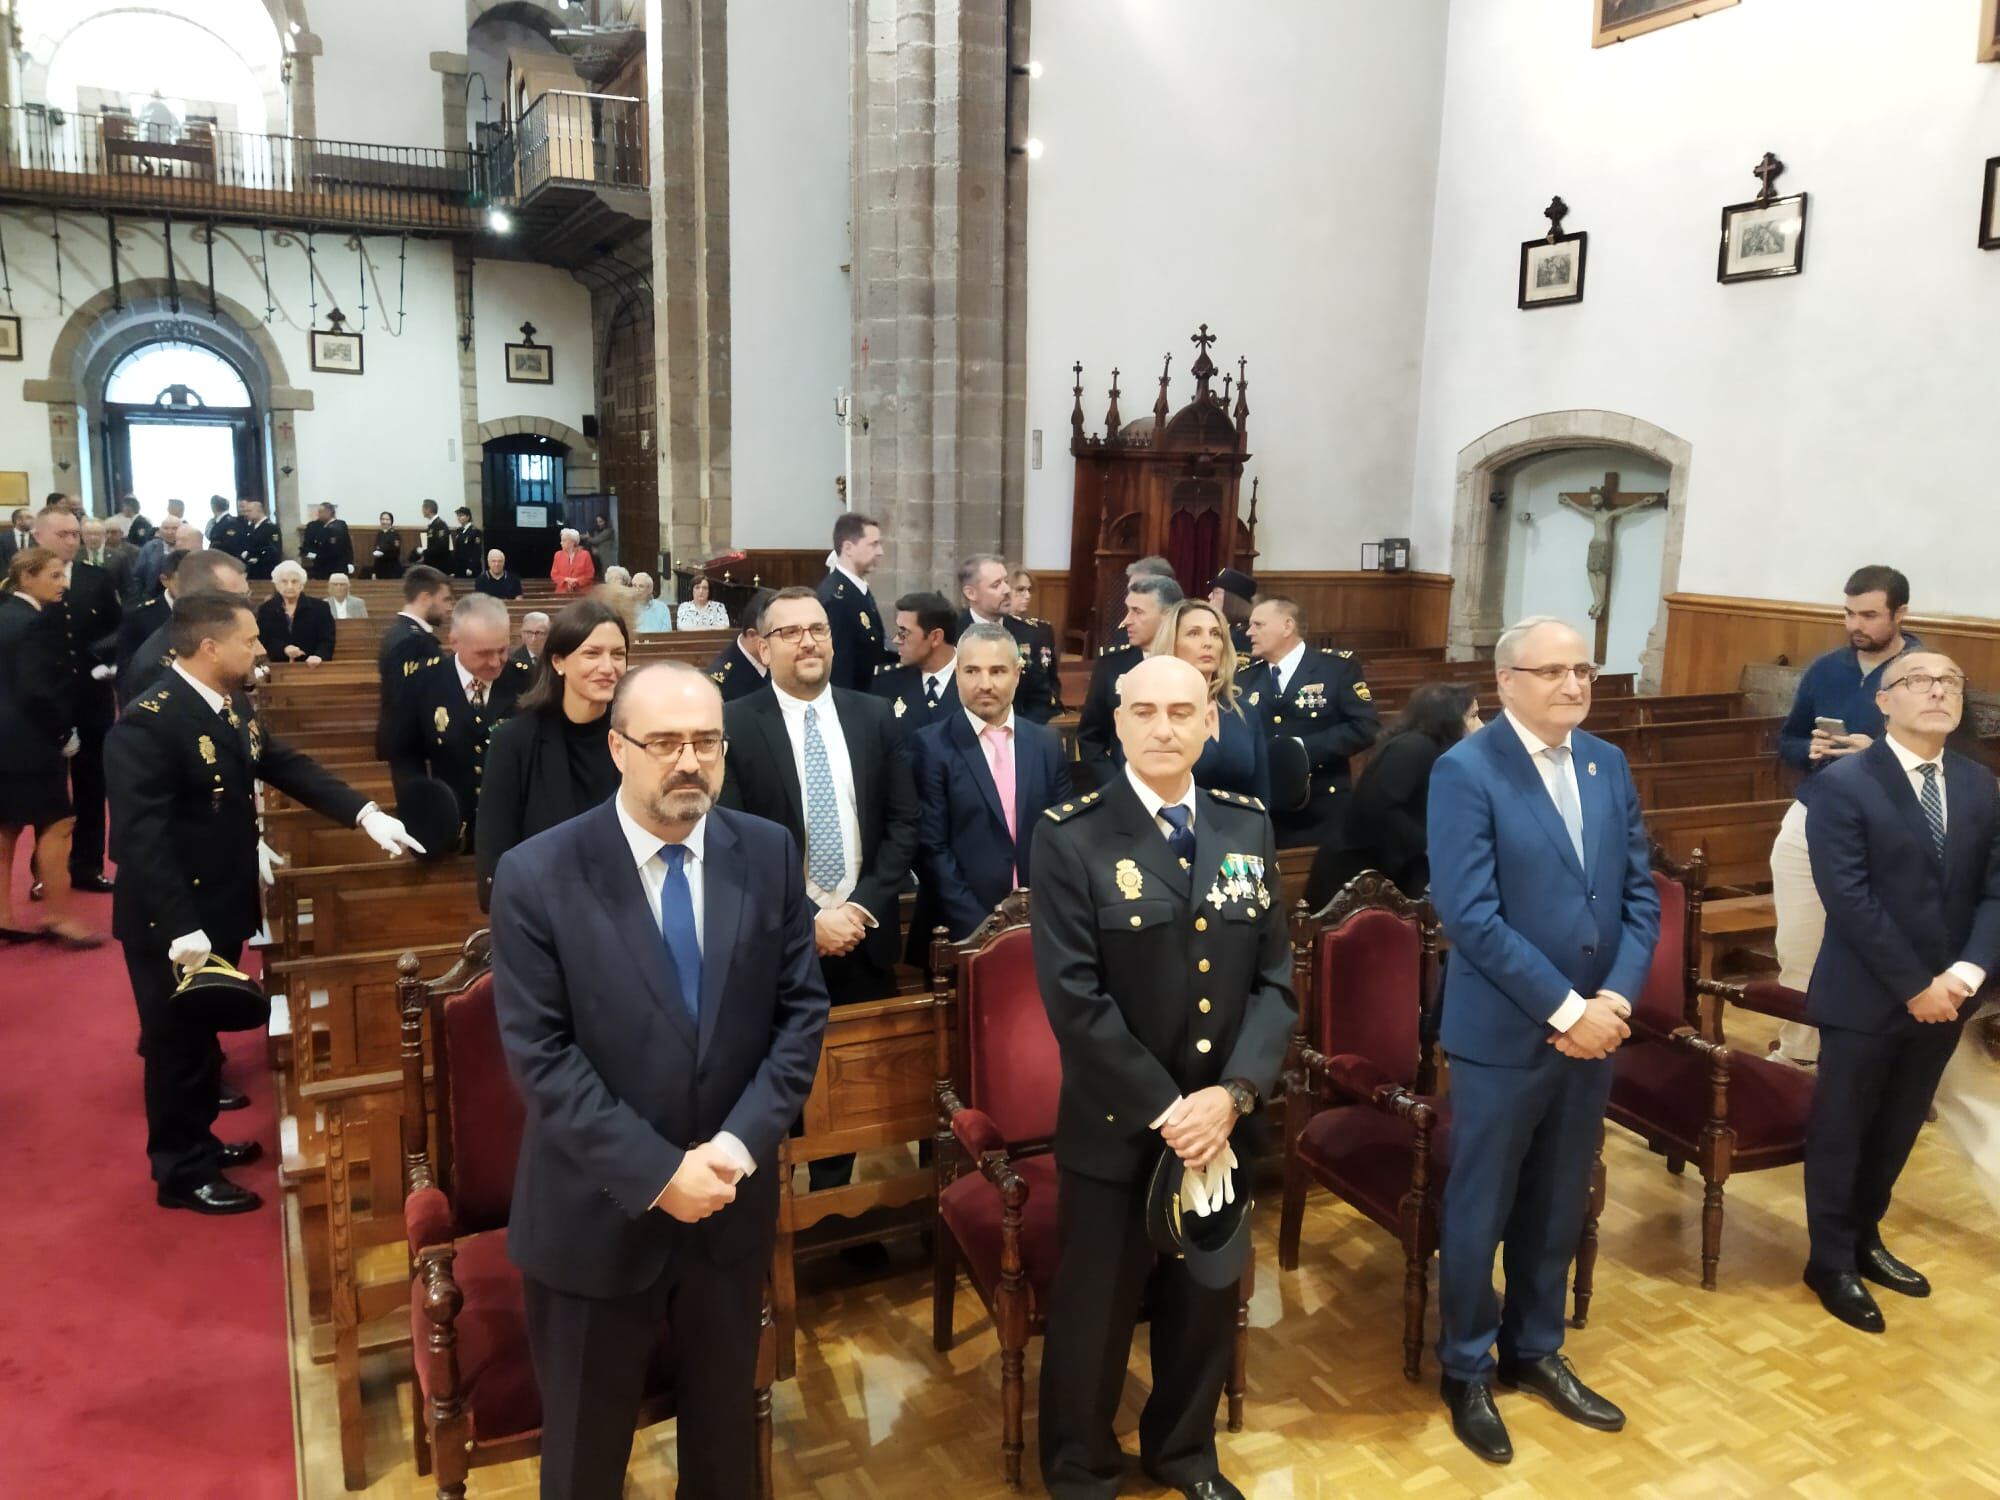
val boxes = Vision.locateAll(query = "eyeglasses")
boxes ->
[765,623,832,646]
[1890,672,1967,697]
[614,730,728,763]
[1502,663,1600,685]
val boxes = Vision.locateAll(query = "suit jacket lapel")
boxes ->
[1576,734,1613,877]
[1104,775,1191,898]
[752,695,806,835]
[1486,723,1587,884]
[834,690,873,834]
[1943,751,1983,886]
[949,713,1009,840]
[697,812,745,1060]
[581,803,693,1045]
[1864,740,1941,876]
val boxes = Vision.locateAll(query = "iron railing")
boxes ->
[499,91,644,201]
[0,104,486,233]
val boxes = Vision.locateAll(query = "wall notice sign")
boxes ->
[516,505,549,529]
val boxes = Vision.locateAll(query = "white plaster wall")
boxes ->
[471,258,596,431]
[726,0,850,549]
[1412,0,2000,616]
[1022,0,1451,569]
[311,0,466,150]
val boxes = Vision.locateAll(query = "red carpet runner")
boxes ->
[0,847,296,1499]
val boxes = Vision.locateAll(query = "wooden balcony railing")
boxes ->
[488,91,645,203]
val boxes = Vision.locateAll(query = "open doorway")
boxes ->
[101,340,264,521]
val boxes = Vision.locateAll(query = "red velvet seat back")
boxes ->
[1631,870,1689,1034]
[960,926,1060,1146]
[1315,907,1424,1088]
[439,973,525,1236]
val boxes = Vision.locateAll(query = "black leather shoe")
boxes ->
[71,873,116,894]
[1144,1475,1245,1500]
[216,1083,250,1112]
[217,1140,263,1168]
[1440,1376,1513,1464]
[1803,1266,1885,1333]
[157,1177,262,1215]
[1857,1241,1930,1298]
[1497,1354,1626,1431]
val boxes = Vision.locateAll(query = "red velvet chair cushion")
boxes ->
[937,1152,1062,1315]
[1610,1043,1813,1166]
[1630,871,1690,1034]
[405,1184,453,1253]
[1294,1100,1451,1245]
[1315,908,1423,1085]
[442,974,525,1236]
[962,928,1061,1144]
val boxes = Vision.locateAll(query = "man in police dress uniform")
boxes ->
[238,497,284,580]
[375,565,452,759]
[449,506,484,578]
[817,512,895,692]
[872,589,960,738]
[1031,654,1294,1500]
[387,595,516,851]
[117,550,253,708]
[33,504,122,894]
[301,501,354,579]
[706,590,773,704]
[205,495,245,556]
[1076,574,1183,790]
[109,594,422,1213]
[417,498,453,572]
[956,553,1058,723]
[1245,594,1380,848]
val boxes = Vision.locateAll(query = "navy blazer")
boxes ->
[910,711,1070,942]
[1805,737,2000,1034]
[1428,718,1660,1066]
[492,800,831,1298]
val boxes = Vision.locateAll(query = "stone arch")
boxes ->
[476,415,590,453]
[1447,410,1692,693]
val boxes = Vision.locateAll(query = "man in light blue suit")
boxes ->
[1426,617,1660,1464]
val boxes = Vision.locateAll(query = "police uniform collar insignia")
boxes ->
[197,734,217,765]
[1115,858,1143,900]
[434,705,451,734]
[1338,649,1354,658]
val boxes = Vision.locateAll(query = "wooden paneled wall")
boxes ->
[1662,593,2000,695]
[1027,570,1451,650]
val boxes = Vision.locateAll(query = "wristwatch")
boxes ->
[1222,1079,1258,1117]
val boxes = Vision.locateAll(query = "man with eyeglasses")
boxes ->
[1427,616,1658,1464]
[490,661,829,1498]
[872,589,961,737]
[1769,565,1922,1069]
[1797,651,2000,1333]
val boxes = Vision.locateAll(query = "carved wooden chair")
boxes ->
[395,935,776,1499]
[1606,848,1815,1288]
[928,893,1251,1490]
[1278,874,1603,1380]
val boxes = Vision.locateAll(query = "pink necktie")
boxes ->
[981,724,1019,878]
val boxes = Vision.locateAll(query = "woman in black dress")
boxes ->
[370,511,404,580]
[475,601,631,909]
[256,560,337,664]
[0,548,99,946]
[1306,681,1483,910]
[1139,597,1270,805]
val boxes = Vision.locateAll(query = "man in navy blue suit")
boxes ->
[908,622,1069,961]
[491,661,829,1499]
[1427,616,1658,1464]
[1800,650,2000,1334]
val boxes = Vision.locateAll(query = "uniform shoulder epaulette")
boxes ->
[1205,786,1265,813]
[1043,789,1104,823]
[136,685,170,713]
[1337,649,1354,659]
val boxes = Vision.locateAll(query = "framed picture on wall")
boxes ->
[1718,193,1807,283]
[1982,156,2000,250]
[0,313,21,362]
[1519,231,1588,309]
[506,342,554,384]
[1981,0,1999,62]
[1594,0,1738,48]
[310,328,364,375]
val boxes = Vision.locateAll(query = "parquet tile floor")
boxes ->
[296,1012,2000,1499]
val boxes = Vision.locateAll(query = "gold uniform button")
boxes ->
[1197,958,1210,973]
[1271,713,1283,724]
[1194,917,1207,932]
[1106,1113,1115,1122]
[1199,998,1211,1013]
[1129,915,1142,928]
[1196,1039,1212,1054]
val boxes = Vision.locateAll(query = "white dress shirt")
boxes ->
[771,682,868,917]
[925,656,958,704]
[1502,709,1622,1035]
[1270,639,1308,696]
[833,561,871,597]
[614,794,757,1183]
[1885,731,1988,995]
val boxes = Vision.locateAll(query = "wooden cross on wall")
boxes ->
[1555,469,1668,664]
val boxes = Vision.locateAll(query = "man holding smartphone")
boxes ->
[1770,566,1919,1067]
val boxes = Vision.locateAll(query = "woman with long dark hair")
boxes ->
[475,600,631,908]
[1306,680,1483,909]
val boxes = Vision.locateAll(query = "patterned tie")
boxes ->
[803,704,847,892]
[657,844,703,1021]
[1159,804,1196,866]
[982,723,1018,859]
[925,675,941,710]
[1919,763,1946,864]
[1541,745,1586,869]
[468,680,486,709]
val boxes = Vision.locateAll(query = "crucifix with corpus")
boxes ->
[1556,470,1666,664]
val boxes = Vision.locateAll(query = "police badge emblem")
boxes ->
[434,705,451,735]
[859,610,871,631]
[197,735,217,765]
[1115,859,1144,900]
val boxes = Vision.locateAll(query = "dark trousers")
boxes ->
[1805,1020,1961,1272]
[127,938,241,1188]
[1437,1050,1611,1382]
[1038,1167,1235,1499]
[68,687,113,879]
[804,946,898,1193]
[522,1253,763,1500]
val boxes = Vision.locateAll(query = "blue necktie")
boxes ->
[803,704,847,892]
[1540,745,1586,869]
[1159,804,1196,866]
[1919,763,1946,864]
[658,844,702,1022]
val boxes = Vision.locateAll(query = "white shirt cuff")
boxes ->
[711,1131,757,1180]
[353,801,378,826]
[849,902,879,930]
[1547,992,1587,1033]
[1948,962,1986,996]
[1150,1096,1183,1130]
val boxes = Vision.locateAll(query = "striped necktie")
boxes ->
[1918,763,1946,864]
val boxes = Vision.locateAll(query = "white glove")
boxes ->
[359,807,426,858]
[257,839,285,887]
[90,663,115,682]
[1185,1161,1212,1218]
[62,730,80,759]
[168,929,212,972]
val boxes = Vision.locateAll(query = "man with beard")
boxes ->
[492,662,828,1498]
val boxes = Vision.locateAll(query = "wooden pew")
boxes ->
[1643,799,1789,891]
[1599,716,1783,765]
[1629,754,1782,809]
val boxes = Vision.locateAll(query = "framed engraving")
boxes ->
[505,342,554,384]
[1982,156,2000,251]
[1718,193,1807,283]
[310,328,364,375]
[1594,0,1739,47]
[1520,231,1588,309]
[0,313,21,362]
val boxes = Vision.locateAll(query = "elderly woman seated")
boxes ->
[256,559,336,664]
[633,571,675,633]
[326,573,368,619]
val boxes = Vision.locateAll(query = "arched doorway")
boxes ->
[482,432,569,577]
[100,340,265,511]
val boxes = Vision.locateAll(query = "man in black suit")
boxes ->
[706,590,773,704]
[504,609,549,695]
[117,550,253,708]
[204,494,241,554]
[131,516,183,600]
[101,518,143,603]
[1244,594,1380,848]
[237,497,283,580]
[816,511,895,692]
[374,565,453,759]
[1076,573,1182,789]
[1,506,33,561]
[449,506,484,578]
[1800,650,2000,1333]
[387,595,517,852]
[417,498,452,572]
[33,504,121,893]
[872,589,960,738]
[493,661,828,1499]
[957,553,1058,722]
[1031,653,1294,1500]
[300,501,354,579]
[109,594,421,1213]
[116,497,154,550]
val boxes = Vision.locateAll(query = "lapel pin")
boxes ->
[1587,761,1598,777]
